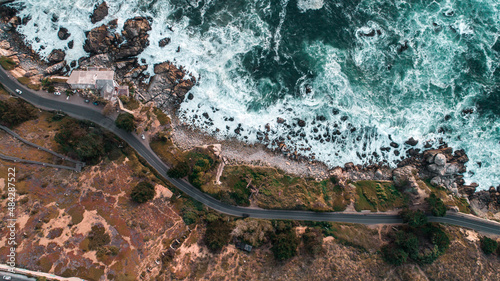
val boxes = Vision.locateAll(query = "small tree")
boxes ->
[302,227,323,256]
[87,224,110,251]
[115,112,136,132]
[401,209,428,228]
[131,181,155,203]
[271,228,299,261]
[426,193,447,217]
[480,236,498,255]
[204,219,232,252]
[381,244,408,266]
[167,161,190,178]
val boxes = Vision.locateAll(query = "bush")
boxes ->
[271,225,299,261]
[88,224,110,251]
[302,227,323,256]
[204,219,232,252]
[0,56,16,70]
[427,193,447,216]
[115,112,136,132]
[54,120,106,163]
[395,231,419,259]
[130,181,155,203]
[381,245,408,266]
[401,209,428,228]
[47,85,55,93]
[480,236,498,255]
[167,161,190,178]
[0,98,37,127]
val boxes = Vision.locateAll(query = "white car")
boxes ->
[15,89,22,94]
[54,91,61,96]
[141,134,146,140]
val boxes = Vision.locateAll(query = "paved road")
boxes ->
[1,69,500,234]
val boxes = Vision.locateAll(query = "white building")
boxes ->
[67,69,128,100]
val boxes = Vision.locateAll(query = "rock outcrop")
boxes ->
[90,1,108,24]
[47,49,65,63]
[158,37,171,47]
[84,16,151,60]
[148,61,195,98]
[58,27,70,40]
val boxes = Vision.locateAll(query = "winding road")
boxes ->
[1,68,500,235]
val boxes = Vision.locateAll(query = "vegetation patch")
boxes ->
[0,98,38,127]
[119,96,140,110]
[55,118,125,164]
[153,107,171,125]
[115,112,136,132]
[204,219,232,252]
[0,56,16,70]
[130,181,155,203]
[215,165,349,211]
[354,180,404,212]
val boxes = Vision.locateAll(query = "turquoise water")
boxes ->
[11,0,500,189]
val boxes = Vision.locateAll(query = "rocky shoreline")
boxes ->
[1,2,499,219]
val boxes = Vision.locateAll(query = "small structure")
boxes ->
[67,68,129,100]
[235,242,252,252]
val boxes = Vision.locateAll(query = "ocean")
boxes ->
[10,0,500,189]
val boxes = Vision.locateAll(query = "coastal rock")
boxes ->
[393,165,418,191]
[159,37,171,47]
[0,40,11,49]
[83,24,113,54]
[434,153,446,166]
[44,61,66,75]
[58,27,70,40]
[67,40,74,49]
[277,117,285,124]
[405,137,418,146]
[90,1,109,24]
[298,119,306,127]
[84,17,151,59]
[124,65,147,79]
[47,49,65,63]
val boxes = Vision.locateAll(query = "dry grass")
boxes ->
[353,180,405,212]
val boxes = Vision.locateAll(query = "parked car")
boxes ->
[54,91,61,96]
[15,89,22,94]
[84,99,90,103]
[141,134,146,140]
[93,101,99,106]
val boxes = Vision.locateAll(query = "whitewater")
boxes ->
[9,0,500,189]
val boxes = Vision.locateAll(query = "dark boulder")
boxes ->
[58,27,70,40]
[159,37,171,47]
[277,117,285,124]
[298,120,306,127]
[90,1,108,24]
[405,137,418,146]
[47,49,66,63]
[67,40,74,49]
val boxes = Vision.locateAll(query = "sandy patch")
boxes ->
[463,229,480,242]
[73,210,110,236]
[154,184,173,200]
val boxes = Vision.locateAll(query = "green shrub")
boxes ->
[167,161,190,178]
[0,56,16,70]
[204,219,232,252]
[302,227,323,256]
[54,120,106,163]
[427,193,447,216]
[381,245,408,266]
[480,236,498,255]
[130,181,155,204]
[0,98,37,127]
[88,224,111,251]
[115,112,136,132]
[48,85,55,93]
[271,229,299,261]
[400,209,428,228]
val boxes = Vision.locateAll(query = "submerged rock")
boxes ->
[159,37,171,47]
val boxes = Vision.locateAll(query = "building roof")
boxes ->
[67,70,114,85]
